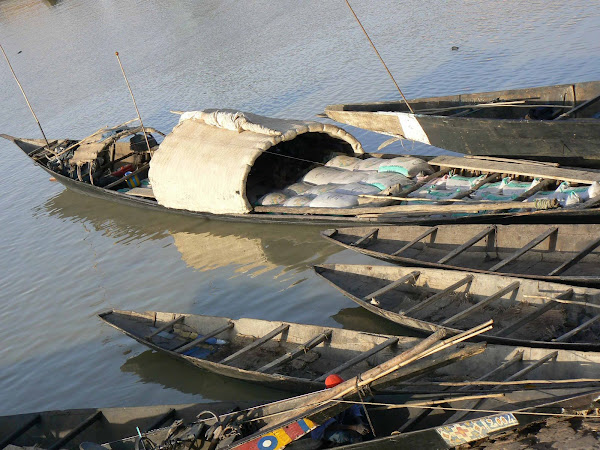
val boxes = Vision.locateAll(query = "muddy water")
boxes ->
[0,0,599,414]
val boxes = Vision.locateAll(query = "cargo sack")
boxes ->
[334,182,382,195]
[257,192,288,206]
[378,156,433,177]
[306,183,341,195]
[325,155,362,171]
[309,192,359,208]
[283,195,314,207]
[355,157,387,171]
[284,182,313,195]
[363,172,413,190]
[303,166,346,185]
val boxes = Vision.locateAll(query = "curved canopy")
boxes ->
[149,110,364,214]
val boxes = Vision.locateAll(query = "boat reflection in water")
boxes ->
[41,189,342,277]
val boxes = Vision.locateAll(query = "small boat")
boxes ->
[0,401,256,450]
[100,310,600,397]
[321,223,600,286]
[314,264,600,350]
[324,81,600,163]
[5,110,600,225]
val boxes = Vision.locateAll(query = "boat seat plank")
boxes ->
[125,187,155,199]
[314,337,399,382]
[488,227,558,272]
[362,271,420,301]
[503,351,558,383]
[146,316,184,340]
[351,228,379,247]
[548,237,600,276]
[401,275,474,316]
[257,330,332,373]
[0,414,41,448]
[174,322,234,354]
[430,155,600,184]
[437,226,496,264]
[441,281,520,326]
[220,324,290,364]
[47,411,103,450]
[495,289,574,337]
[391,226,438,256]
[555,92,600,120]
[553,314,600,342]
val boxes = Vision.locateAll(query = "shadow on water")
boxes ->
[121,350,290,402]
[39,188,343,274]
[332,306,422,337]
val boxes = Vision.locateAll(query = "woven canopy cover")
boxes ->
[149,109,364,214]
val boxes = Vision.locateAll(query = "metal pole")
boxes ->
[344,1,415,113]
[0,43,51,146]
[115,51,152,152]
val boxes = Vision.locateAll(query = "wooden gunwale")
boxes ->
[321,224,600,286]
[313,264,600,350]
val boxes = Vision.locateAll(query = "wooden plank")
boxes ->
[555,92,600,120]
[351,228,379,247]
[146,316,184,340]
[513,179,553,202]
[401,275,474,315]
[488,227,558,271]
[125,187,155,198]
[257,331,332,373]
[391,226,438,256]
[441,281,520,326]
[314,337,399,382]
[548,237,600,276]
[554,314,600,342]
[220,324,290,364]
[0,414,41,448]
[47,412,103,450]
[437,226,496,264]
[174,322,234,354]
[429,155,600,184]
[362,271,420,301]
[503,351,558,382]
[495,289,574,337]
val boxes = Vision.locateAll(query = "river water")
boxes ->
[0,0,599,415]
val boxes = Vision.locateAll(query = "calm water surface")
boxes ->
[0,0,599,414]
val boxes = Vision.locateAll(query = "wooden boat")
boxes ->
[314,264,600,350]
[0,401,256,450]
[337,390,600,449]
[5,111,600,225]
[100,310,600,400]
[321,224,600,286]
[324,81,600,163]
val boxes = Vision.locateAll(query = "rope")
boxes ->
[356,374,377,437]
[534,198,560,209]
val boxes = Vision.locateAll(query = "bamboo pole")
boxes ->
[115,52,152,153]
[344,1,414,113]
[0,43,50,149]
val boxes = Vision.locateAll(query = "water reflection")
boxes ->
[40,189,342,275]
[332,307,421,337]
[121,350,288,402]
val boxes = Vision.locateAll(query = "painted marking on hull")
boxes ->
[436,413,518,446]
[236,418,317,450]
[397,113,431,144]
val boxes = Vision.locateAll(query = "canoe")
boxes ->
[5,111,600,225]
[337,390,600,450]
[100,310,600,397]
[321,223,600,286]
[0,401,256,450]
[314,264,600,350]
[324,81,600,163]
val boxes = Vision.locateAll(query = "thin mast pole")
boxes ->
[115,51,152,153]
[344,0,414,113]
[0,43,51,147]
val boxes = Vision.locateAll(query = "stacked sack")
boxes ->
[256,155,433,208]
